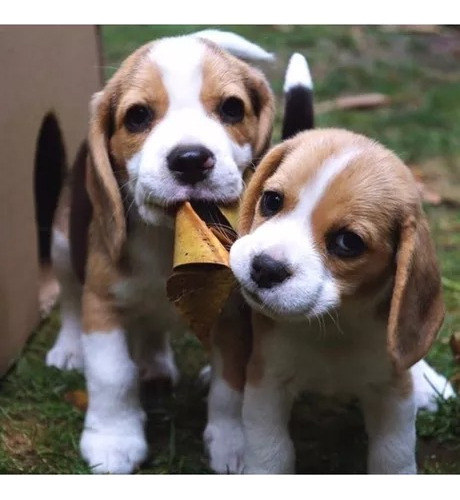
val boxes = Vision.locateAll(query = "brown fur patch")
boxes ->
[246,312,275,386]
[392,369,414,399]
[69,142,92,283]
[201,43,274,160]
[81,222,122,333]
[110,58,169,168]
[387,215,444,371]
[213,291,252,391]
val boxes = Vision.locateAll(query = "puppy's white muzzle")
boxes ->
[128,108,252,224]
[229,218,340,320]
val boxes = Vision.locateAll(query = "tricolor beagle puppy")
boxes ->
[206,54,455,474]
[226,127,455,473]
[46,30,275,473]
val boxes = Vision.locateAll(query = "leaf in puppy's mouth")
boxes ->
[189,201,238,251]
[166,201,239,348]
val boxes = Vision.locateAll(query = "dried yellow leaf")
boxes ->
[166,201,239,348]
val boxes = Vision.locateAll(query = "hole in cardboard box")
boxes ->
[34,112,67,264]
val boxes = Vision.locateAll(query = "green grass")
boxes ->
[1,25,460,474]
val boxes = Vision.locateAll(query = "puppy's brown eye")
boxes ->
[327,230,366,258]
[124,104,153,133]
[219,97,245,124]
[260,191,284,217]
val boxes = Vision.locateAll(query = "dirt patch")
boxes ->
[0,418,46,472]
[418,438,460,473]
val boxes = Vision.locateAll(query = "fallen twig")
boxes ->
[316,93,391,114]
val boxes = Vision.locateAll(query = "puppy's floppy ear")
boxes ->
[86,89,126,263]
[387,213,444,372]
[239,142,288,235]
[247,68,276,160]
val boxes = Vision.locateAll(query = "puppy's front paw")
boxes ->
[204,420,245,474]
[412,360,456,412]
[80,425,148,474]
[46,331,84,371]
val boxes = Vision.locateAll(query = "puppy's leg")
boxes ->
[205,348,245,474]
[411,359,455,412]
[360,375,417,474]
[241,322,295,474]
[130,329,180,414]
[80,293,147,474]
[242,378,295,474]
[46,229,84,371]
[205,293,250,474]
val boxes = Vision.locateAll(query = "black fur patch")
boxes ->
[281,85,314,140]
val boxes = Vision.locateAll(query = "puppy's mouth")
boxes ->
[139,185,241,218]
[239,286,285,319]
[142,197,179,217]
[142,197,238,216]
[239,283,320,322]
[139,169,244,210]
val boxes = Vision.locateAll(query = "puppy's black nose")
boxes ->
[250,253,292,289]
[167,145,215,184]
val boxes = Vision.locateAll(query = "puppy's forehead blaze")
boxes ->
[312,158,387,234]
[264,136,418,230]
[113,37,206,125]
[112,37,262,149]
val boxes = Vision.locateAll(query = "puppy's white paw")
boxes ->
[80,425,148,474]
[412,359,456,412]
[204,420,245,474]
[46,331,84,371]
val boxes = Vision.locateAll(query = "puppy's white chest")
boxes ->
[268,319,391,396]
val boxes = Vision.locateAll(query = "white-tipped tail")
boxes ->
[412,359,456,412]
[192,29,275,62]
[283,53,313,92]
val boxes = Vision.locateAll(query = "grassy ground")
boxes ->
[1,25,460,474]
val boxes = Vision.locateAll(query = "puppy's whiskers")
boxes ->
[125,198,137,218]
[326,309,344,336]
[119,177,137,192]
[317,313,327,337]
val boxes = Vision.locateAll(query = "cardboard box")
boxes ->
[0,26,103,376]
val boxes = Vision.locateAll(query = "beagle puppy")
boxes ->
[203,52,316,474]
[46,30,275,474]
[225,127,455,473]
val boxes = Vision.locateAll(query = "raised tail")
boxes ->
[281,53,314,140]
